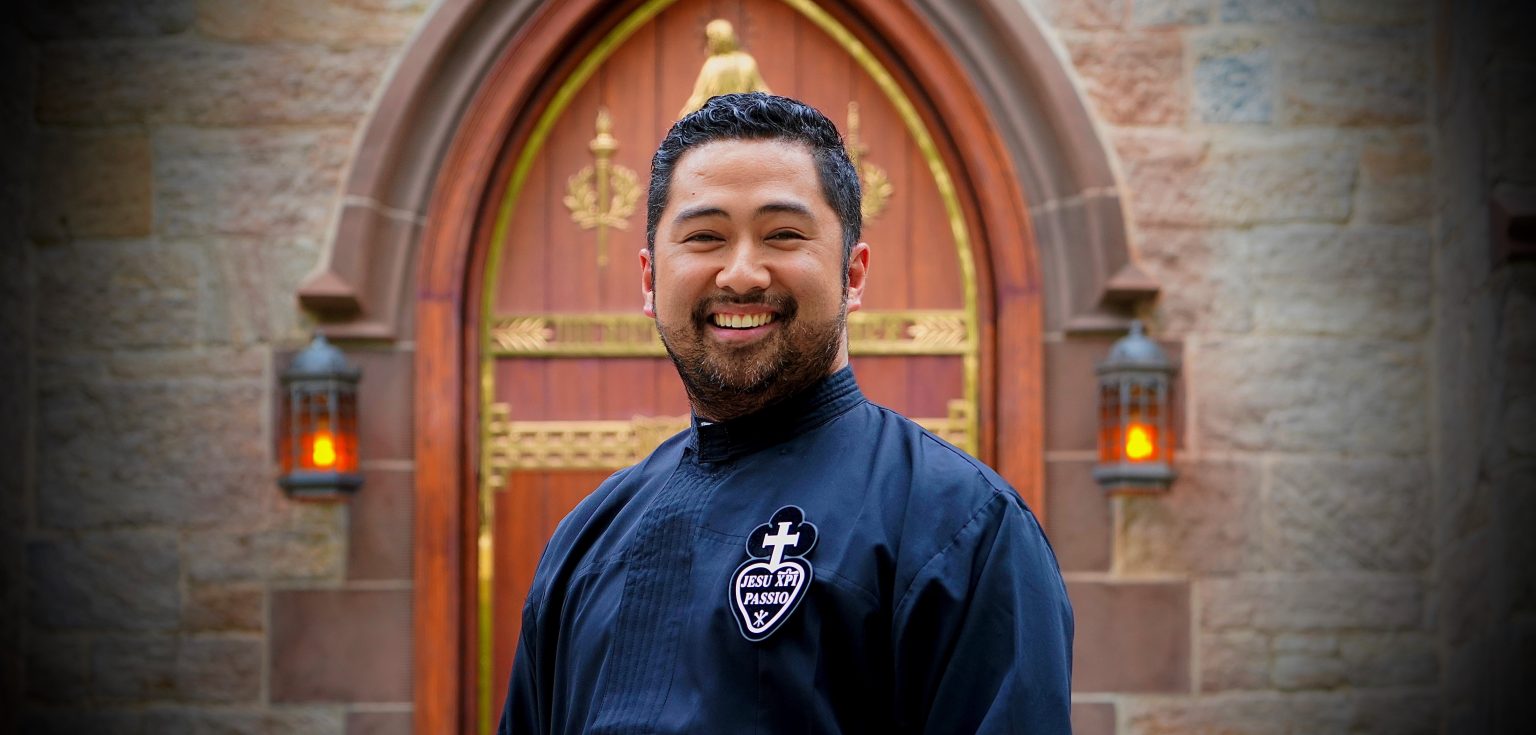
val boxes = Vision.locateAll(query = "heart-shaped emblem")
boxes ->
[729,506,817,642]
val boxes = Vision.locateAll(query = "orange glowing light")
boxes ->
[1125,423,1155,461]
[310,431,338,468]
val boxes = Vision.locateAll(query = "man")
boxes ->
[500,93,1073,734]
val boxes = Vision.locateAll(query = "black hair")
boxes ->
[645,92,862,263]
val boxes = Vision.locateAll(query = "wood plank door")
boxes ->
[472,0,988,729]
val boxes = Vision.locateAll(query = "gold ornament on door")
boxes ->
[563,107,640,268]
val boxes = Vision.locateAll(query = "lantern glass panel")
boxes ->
[1099,382,1121,463]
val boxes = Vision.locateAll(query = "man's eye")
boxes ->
[767,230,806,241]
[685,233,724,243]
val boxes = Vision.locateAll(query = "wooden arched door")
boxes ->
[466,0,1025,730]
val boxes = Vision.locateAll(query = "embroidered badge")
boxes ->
[730,505,818,642]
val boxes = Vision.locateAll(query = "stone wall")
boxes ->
[1024,0,1446,732]
[6,1,430,733]
[2,0,1527,733]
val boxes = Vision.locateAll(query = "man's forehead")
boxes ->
[663,139,822,209]
[671,138,816,178]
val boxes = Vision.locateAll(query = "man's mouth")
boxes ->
[711,312,777,329]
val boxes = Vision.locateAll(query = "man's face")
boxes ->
[642,139,869,420]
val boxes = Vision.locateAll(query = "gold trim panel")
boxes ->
[486,399,972,473]
[487,310,971,357]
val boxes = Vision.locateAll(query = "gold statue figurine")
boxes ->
[679,19,771,116]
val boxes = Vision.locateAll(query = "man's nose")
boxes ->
[715,240,771,293]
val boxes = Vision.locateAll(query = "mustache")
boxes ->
[689,292,798,324]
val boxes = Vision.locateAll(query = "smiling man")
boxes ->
[499,93,1073,734]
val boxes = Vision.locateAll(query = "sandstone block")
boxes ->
[38,39,393,125]
[1264,456,1430,572]
[1348,689,1440,735]
[24,634,87,702]
[185,503,346,583]
[1045,461,1110,572]
[196,0,429,45]
[1027,0,1125,29]
[1122,692,1352,735]
[88,346,267,383]
[1132,0,1210,26]
[184,585,263,632]
[348,469,414,581]
[1118,459,1263,574]
[1192,33,1274,123]
[37,378,271,530]
[1339,632,1437,687]
[347,711,413,735]
[1201,574,1422,632]
[35,239,204,350]
[28,128,152,240]
[174,638,261,702]
[144,708,346,735]
[27,532,179,631]
[91,636,260,702]
[21,0,194,38]
[1200,630,1269,691]
[1192,336,1426,454]
[1271,652,1346,690]
[1317,0,1425,25]
[1114,129,1358,227]
[1270,633,1345,690]
[1219,0,1317,23]
[204,236,324,345]
[1069,581,1191,692]
[1067,32,1186,125]
[1358,129,1432,224]
[1136,228,1253,335]
[270,589,412,702]
[154,127,351,238]
[1279,27,1425,126]
[91,636,176,700]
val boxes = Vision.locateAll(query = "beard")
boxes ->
[656,289,846,422]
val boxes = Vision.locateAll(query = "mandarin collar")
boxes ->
[689,367,864,464]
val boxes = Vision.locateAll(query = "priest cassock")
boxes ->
[499,93,1073,734]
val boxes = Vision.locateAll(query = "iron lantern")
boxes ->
[1093,320,1177,493]
[278,334,363,498]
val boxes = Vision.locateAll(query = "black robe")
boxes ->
[500,368,1073,734]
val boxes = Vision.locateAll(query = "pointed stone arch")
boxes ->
[300,0,1150,340]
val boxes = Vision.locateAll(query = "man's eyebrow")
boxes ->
[671,201,815,226]
[755,201,814,218]
[672,205,728,226]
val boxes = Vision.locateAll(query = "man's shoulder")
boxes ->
[857,401,1018,503]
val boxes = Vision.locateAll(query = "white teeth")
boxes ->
[712,313,774,329]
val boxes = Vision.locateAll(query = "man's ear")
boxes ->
[640,247,656,318]
[845,242,870,313]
